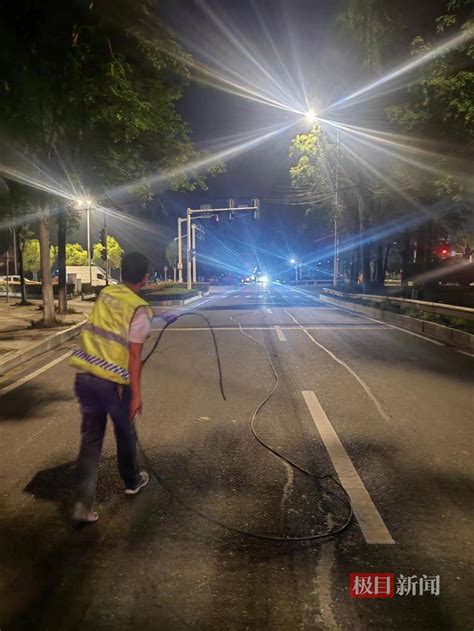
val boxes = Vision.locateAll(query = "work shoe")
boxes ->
[124,471,149,495]
[72,502,99,524]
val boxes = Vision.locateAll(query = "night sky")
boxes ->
[142,0,354,277]
[72,0,450,278]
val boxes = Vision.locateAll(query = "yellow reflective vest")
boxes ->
[70,284,152,385]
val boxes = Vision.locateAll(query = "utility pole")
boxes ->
[192,223,197,283]
[182,199,260,290]
[103,211,109,285]
[5,249,9,303]
[186,208,192,290]
[333,129,340,287]
[177,216,186,283]
[86,204,92,287]
[12,227,18,275]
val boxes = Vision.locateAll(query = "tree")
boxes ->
[165,239,179,270]
[22,239,41,276]
[289,124,379,289]
[386,2,474,200]
[22,239,55,276]
[0,0,220,323]
[92,236,123,270]
[330,0,474,292]
[65,243,88,266]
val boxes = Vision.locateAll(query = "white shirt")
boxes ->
[129,307,151,344]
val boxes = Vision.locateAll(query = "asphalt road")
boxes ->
[0,284,472,630]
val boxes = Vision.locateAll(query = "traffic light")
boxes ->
[100,228,107,261]
[437,243,450,258]
[251,198,260,221]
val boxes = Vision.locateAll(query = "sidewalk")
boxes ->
[0,298,93,370]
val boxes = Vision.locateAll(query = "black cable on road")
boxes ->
[137,303,353,542]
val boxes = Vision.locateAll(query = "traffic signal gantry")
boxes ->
[176,198,260,289]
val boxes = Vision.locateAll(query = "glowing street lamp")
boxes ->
[289,258,299,281]
[305,109,317,125]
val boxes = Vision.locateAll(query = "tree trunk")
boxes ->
[356,180,371,292]
[374,242,385,290]
[400,231,411,292]
[15,228,28,305]
[349,238,359,287]
[57,212,67,314]
[412,223,430,300]
[38,209,55,325]
[383,243,391,283]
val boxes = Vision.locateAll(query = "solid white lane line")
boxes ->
[285,309,391,423]
[274,325,287,342]
[150,325,390,332]
[265,308,272,314]
[0,351,72,397]
[302,390,395,545]
[457,349,474,358]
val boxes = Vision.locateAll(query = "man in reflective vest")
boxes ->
[70,252,153,524]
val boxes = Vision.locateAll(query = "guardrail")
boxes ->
[289,279,333,286]
[321,289,474,321]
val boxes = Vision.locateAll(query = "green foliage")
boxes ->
[338,0,394,72]
[0,0,220,206]
[22,239,55,274]
[289,124,359,231]
[92,235,123,269]
[385,3,474,204]
[65,243,88,266]
[336,0,473,242]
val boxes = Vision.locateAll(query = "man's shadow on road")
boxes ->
[0,382,74,422]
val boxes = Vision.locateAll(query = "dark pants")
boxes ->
[74,373,140,507]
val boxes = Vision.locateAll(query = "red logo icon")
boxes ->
[350,573,395,598]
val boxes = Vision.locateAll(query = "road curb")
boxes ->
[319,294,474,351]
[149,293,203,307]
[0,319,87,376]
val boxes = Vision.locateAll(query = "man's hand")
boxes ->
[129,396,142,421]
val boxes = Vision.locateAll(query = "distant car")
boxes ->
[241,276,252,284]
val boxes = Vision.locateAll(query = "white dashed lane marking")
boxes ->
[302,390,395,545]
[274,325,287,342]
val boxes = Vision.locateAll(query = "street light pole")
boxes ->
[290,258,298,282]
[177,217,185,283]
[333,129,340,287]
[180,201,259,289]
[86,204,92,287]
[192,223,197,283]
[186,208,192,290]
[103,210,109,286]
